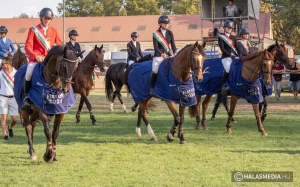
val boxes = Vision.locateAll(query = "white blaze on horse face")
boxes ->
[197,54,203,66]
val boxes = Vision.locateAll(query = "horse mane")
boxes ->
[43,44,66,65]
[177,44,192,55]
[84,48,95,63]
[267,43,285,52]
[177,43,206,57]
[241,50,264,62]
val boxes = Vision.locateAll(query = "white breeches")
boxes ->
[152,57,164,74]
[0,59,2,67]
[25,62,38,81]
[128,60,134,65]
[221,57,232,73]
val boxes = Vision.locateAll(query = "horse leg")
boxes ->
[202,95,213,130]
[222,96,237,123]
[260,97,267,123]
[226,95,238,133]
[194,96,201,130]
[252,103,267,136]
[211,94,222,121]
[177,105,186,144]
[51,114,64,163]
[139,99,157,141]
[165,102,179,142]
[82,96,98,126]
[116,91,128,113]
[39,111,54,163]
[22,109,38,160]
[109,92,117,111]
[76,96,85,123]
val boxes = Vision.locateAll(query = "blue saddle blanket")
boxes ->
[128,59,196,106]
[195,58,266,104]
[14,63,76,115]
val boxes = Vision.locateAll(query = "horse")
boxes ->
[14,45,84,162]
[127,41,206,144]
[72,45,105,126]
[105,55,152,113]
[11,43,28,70]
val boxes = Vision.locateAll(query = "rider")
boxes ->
[66,30,84,61]
[0,26,16,67]
[150,15,177,93]
[218,20,238,94]
[127,32,143,65]
[237,28,251,57]
[23,7,62,108]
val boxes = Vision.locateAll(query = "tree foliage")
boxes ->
[125,0,160,15]
[15,13,30,18]
[172,0,200,15]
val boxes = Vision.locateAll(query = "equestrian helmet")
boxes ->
[39,7,54,18]
[223,20,234,29]
[131,32,139,38]
[239,28,249,36]
[69,30,79,37]
[158,15,170,24]
[0,26,8,33]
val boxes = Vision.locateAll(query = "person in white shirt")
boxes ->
[0,57,18,140]
[224,0,238,32]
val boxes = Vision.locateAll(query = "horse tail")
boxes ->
[188,104,198,118]
[104,65,114,101]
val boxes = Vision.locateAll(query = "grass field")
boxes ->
[0,91,299,187]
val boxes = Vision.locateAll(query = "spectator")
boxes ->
[0,25,16,67]
[285,58,300,100]
[272,61,285,101]
[0,57,18,140]
[224,0,238,32]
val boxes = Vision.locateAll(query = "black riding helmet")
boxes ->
[158,15,170,24]
[69,30,79,38]
[0,26,8,34]
[223,20,234,29]
[131,32,138,38]
[39,8,54,18]
[239,28,249,36]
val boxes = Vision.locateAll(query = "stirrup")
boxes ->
[219,87,229,95]
[23,97,31,109]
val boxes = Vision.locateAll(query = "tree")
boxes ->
[57,0,105,17]
[125,0,160,15]
[172,0,200,15]
[15,13,29,18]
[157,0,178,14]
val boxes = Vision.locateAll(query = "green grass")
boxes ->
[0,91,299,187]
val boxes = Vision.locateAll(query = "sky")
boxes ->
[0,0,61,18]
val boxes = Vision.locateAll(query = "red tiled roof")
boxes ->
[0,14,271,43]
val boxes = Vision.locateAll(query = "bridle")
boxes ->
[79,50,104,69]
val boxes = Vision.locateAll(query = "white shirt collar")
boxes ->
[132,40,136,47]
[71,41,75,46]
[40,24,48,35]
[160,28,166,37]
[2,37,6,43]
[225,32,230,37]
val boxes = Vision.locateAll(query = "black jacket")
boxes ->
[237,40,250,57]
[66,41,83,58]
[218,33,238,58]
[153,28,176,57]
[127,41,143,62]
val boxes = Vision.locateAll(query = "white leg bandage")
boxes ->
[152,57,164,73]
[221,57,232,73]
[25,62,38,81]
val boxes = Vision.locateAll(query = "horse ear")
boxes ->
[194,41,199,49]
[275,40,279,47]
[76,50,85,58]
[16,41,21,49]
[99,44,103,50]
[202,41,206,49]
[94,45,97,50]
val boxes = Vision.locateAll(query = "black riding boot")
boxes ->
[220,71,229,94]
[150,72,157,94]
[23,80,31,109]
[131,103,138,112]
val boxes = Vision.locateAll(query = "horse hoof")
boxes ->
[167,133,174,142]
[92,121,98,126]
[180,140,186,144]
[151,137,158,142]
[43,154,53,163]
[194,124,200,130]
[232,120,237,123]
[227,130,232,133]
[30,155,37,160]
[109,109,113,111]
[203,126,208,131]
[261,132,268,136]
[211,117,216,121]
[124,110,128,114]
[52,157,58,164]
[131,107,136,112]
[76,120,80,123]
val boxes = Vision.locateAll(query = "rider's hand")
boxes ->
[10,52,14,56]
[136,57,140,61]
[161,53,168,59]
[173,52,177,56]
[36,56,45,62]
[3,53,8,57]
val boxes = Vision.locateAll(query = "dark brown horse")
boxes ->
[129,41,207,144]
[12,43,28,70]
[72,45,105,126]
[15,45,84,162]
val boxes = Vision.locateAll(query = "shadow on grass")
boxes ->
[231,149,300,155]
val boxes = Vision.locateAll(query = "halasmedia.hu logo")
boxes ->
[232,171,293,182]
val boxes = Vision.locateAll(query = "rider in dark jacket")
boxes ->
[66,30,84,60]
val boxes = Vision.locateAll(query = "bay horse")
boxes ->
[105,54,152,113]
[195,42,291,133]
[72,45,105,126]
[12,43,28,70]
[15,45,84,162]
[129,41,206,144]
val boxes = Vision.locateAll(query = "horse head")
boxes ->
[261,49,275,85]
[55,45,83,93]
[191,41,206,82]
[93,44,105,72]
[12,43,28,70]
[268,41,291,69]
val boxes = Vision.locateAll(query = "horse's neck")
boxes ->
[242,55,262,81]
[172,50,191,82]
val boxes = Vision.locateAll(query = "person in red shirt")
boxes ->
[23,8,62,108]
[272,61,285,100]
